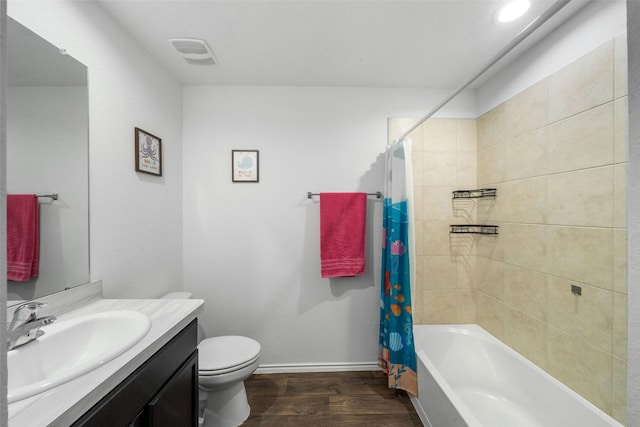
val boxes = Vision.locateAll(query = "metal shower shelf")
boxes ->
[450,224,499,235]
[452,188,496,199]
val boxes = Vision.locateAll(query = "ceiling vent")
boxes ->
[169,38,217,65]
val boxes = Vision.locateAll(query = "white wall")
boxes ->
[7,86,88,300]
[8,0,184,299]
[182,86,475,367]
[477,0,627,115]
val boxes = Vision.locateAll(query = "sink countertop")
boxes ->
[8,298,204,427]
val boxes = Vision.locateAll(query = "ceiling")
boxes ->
[97,0,591,88]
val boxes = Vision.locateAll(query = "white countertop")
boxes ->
[8,297,204,427]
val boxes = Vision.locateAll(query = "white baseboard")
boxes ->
[255,362,380,374]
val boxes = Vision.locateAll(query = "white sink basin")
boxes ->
[8,310,151,403]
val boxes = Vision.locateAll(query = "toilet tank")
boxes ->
[160,291,205,343]
[161,292,193,299]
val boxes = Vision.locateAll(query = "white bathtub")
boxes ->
[411,324,623,427]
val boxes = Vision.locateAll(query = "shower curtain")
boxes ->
[378,138,417,396]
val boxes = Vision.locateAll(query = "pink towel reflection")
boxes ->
[7,194,40,281]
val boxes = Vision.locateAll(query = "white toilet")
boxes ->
[162,292,261,427]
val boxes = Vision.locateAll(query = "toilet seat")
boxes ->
[198,336,261,375]
[199,355,260,376]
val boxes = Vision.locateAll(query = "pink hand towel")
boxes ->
[320,192,367,278]
[7,194,40,281]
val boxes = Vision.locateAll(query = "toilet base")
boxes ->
[200,381,251,427]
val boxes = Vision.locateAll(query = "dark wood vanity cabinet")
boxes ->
[72,320,199,427]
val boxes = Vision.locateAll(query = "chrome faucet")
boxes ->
[7,302,56,350]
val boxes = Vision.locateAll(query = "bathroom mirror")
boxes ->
[6,17,89,305]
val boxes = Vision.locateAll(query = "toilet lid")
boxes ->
[198,335,261,372]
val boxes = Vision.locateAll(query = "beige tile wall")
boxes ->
[388,34,628,424]
[476,36,627,423]
[388,117,478,326]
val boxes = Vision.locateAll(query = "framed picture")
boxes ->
[232,150,259,182]
[135,127,162,176]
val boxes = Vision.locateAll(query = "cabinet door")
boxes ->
[129,409,147,427]
[147,350,199,427]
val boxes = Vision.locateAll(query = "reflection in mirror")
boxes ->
[6,17,89,305]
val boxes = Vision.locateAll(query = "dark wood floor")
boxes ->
[242,371,423,426]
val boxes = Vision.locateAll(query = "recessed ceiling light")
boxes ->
[496,0,531,23]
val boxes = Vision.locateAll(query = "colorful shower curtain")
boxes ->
[378,138,417,396]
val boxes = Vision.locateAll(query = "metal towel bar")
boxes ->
[307,191,382,199]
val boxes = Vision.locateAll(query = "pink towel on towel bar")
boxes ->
[7,194,40,281]
[320,192,367,278]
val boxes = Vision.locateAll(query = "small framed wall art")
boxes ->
[135,127,162,176]
[232,150,259,183]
